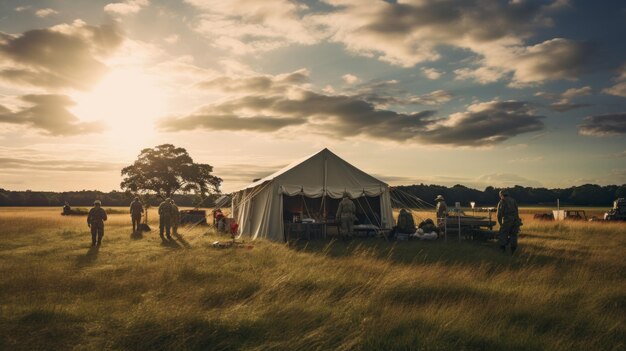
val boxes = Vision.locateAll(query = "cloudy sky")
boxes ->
[0,0,625,193]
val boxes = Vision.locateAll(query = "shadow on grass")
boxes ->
[75,246,99,268]
[173,232,192,249]
[130,230,143,240]
[200,281,261,309]
[384,284,498,307]
[288,233,584,271]
[161,238,182,249]
[2,309,85,351]
[115,307,332,351]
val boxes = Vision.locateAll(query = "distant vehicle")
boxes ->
[604,198,626,221]
[534,213,554,220]
[552,210,587,221]
[180,210,208,225]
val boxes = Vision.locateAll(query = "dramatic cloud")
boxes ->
[417,101,545,146]
[160,71,543,146]
[342,74,359,84]
[196,69,310,94]
[578,113,626,136]
[216,163,286,185]
[475,173,543,188]
[535,86,592,112]
[603,66,626,98]
[185,0,320,54]
[504,39,593,86]
[349,80,452,107]
[0,20,123,90]
[422,68,443,80]
[104,0,149,15]
[0,94,104,136]
[0,157,121,172]
[604,82,626,98]
[160,113,306,132]
[315,0,591,85]
[408,90,453,106]
[35,8,59,18]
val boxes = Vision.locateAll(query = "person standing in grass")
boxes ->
[497,189,521,254]
[435,195,447,231]
[130,197,144,232]
[170,199,180,236]
[87,200,108,247]
[336,192,356,239]
[158,198,173,241]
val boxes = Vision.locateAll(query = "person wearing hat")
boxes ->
[87,200,108,246]
[497,189,521,254]
[435,195,448,229]
[336,192,357,239]
[158,197,173,241]
[130,196,144,232]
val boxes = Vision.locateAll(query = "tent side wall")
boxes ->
[234,181,284,241]
[380,187,394,229]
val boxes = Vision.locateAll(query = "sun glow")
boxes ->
[72,67,167,148]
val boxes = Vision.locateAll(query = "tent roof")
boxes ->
[240,148,388,191]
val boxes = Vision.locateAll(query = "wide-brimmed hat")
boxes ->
[435,195,445,201]
[499,189,509,196]
[94,200,102,205]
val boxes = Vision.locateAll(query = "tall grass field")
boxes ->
[0,207,624,350]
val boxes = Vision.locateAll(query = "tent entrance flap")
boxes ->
[282,194,381,225]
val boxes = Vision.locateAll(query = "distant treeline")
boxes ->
[1,183,625,207]
[0,189,218,207]
[395,184,626,207]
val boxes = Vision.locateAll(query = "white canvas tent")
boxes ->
[231,148,394,241]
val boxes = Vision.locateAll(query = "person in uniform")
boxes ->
[158,198,173,241]
[62,202,71,215]
[336,193,356,239]
[435,195,447,229]
[497,189,521,254]
[87,200,107,246]
[170,199,180,236]
[397,208,416,234]
[130,197,144,232]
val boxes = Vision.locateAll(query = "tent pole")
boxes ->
[323,156,327,220]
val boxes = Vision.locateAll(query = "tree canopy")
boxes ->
[120,144,222,199]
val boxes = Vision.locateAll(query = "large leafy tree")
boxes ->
[120,144,222,199]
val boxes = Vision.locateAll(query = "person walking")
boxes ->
[130,197,144,232]
[87,200,108,247]
[158,198,173,241]
[497,189,521,254]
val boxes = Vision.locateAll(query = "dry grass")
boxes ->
[0,207,624,351]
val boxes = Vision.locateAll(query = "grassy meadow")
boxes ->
[0,207,624,351]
